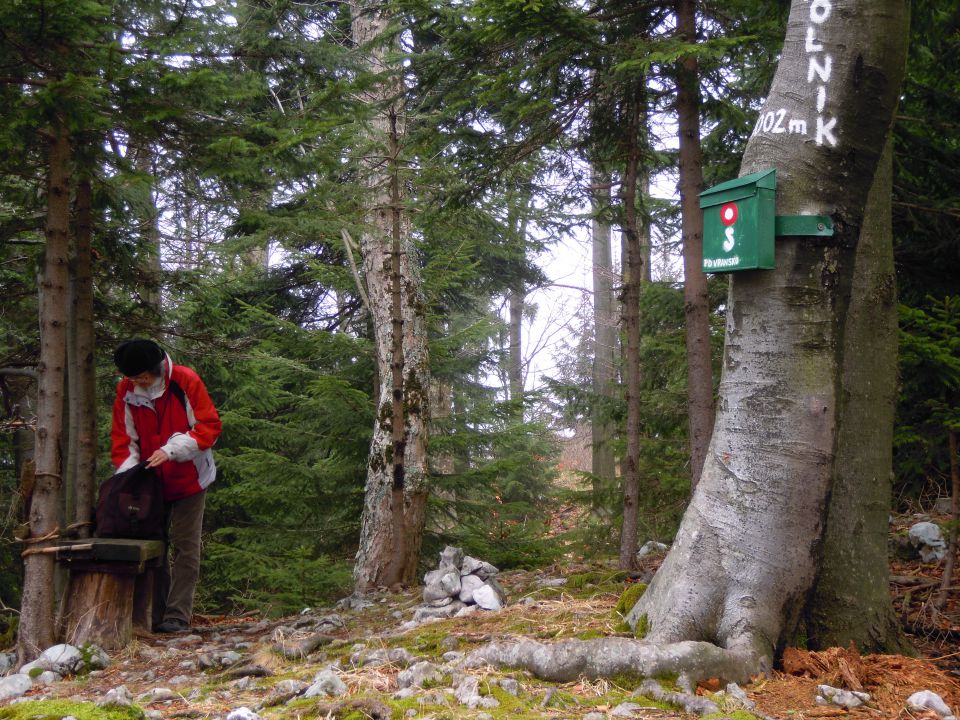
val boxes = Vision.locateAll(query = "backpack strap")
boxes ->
[168,379,187,410]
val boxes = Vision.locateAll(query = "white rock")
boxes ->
[460,556,483,576]
[168,675,192,685]
[473,583,505,610]
[816,684,870,709]
[226,708,262,720]
[0,674,32,702]
[459,574,485,603]
[397,661,440,689]
[909,521,947,562]
[454,604,480,618]
[0,652,14,674]
[454,675,480,705]
[907,690,955,719]
[144,711,163,720]
[636,540,670,559]
[414,601,465,622]
[34,671,62,685]
[219,651,242,667]
[439,545,464,569]
[304,669,347,698]
[97,685,134,708]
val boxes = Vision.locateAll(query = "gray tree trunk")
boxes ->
[804,139,908,651]
[591,169,617,512]
[676,0,714,491]
[18,124,71,665]
[627,0,908,662]
[351,0,431,592]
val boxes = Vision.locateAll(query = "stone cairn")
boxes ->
[423,546,506,610]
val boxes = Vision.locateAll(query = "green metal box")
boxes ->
[699,168,776,273]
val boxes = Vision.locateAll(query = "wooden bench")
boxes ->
[55,538,164,651]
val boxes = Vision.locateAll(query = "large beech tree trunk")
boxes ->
[351,1,431,592]
[591,169,617,515]
[805,140,908,651]
[626,0,909,661]
[676,0,714,491]
[18,124,72,665]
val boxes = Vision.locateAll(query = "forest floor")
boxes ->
[2,509,958,720]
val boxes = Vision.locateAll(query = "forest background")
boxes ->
[0,0,957,629]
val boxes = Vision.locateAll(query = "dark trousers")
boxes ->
[153,490,206,627]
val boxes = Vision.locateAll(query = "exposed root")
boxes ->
[464,636,764,685]
[272,632,335,659]
[637,679,719,715]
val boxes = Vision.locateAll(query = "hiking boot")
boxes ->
[154,618,189,633]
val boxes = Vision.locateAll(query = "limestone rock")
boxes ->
[458,574,485,603]
[909,522,947,562]
[907,690,955,719]
[397,661,440,689]
[414,601,465,622]
[816,684,870,709]
[226,708,262,720]
[0,674,32,702]
[439,546,464,569]
[473,580,507,610]
[97,685,134,708]
[304,669,348,698]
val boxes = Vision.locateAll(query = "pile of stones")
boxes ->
[422,546,506,611]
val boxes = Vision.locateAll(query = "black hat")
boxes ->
[114,339,164,377]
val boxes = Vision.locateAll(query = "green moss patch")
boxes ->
[0,699,144,720]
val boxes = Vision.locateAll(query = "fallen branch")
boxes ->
[464,637,765,686]
[272,632,335,660]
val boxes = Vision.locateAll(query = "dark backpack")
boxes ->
[95,461,166,539]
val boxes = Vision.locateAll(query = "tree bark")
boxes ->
[627,0,909,662]
[352,0,431,592]
[591,168,617,514]
[619,96,645,570]
[71,173,97,539]
[18,124,71,665]
[676,0,714,492]
[804,139,908,651]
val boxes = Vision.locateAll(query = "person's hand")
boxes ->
[146,450,170,468]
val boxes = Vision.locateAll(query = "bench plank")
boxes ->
[56,538,164,564]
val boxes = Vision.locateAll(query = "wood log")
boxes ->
[60,570,134,651]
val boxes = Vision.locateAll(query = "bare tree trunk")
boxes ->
[352,0,431,592]
[676,0,714,492]
[72,173,96,539]
[18,124,71,665]
[591,169,617,515]
[805,139,908,651]
[619,97,645,570]
[627,0,908,662]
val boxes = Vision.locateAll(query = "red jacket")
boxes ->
[111,355,221,501]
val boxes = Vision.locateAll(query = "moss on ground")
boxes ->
[0,700,144,720]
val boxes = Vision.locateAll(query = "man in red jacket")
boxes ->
[112,339,222,633]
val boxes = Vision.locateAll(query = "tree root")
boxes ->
[272,632,335,660]
[637,679,719,715]
[464,636,765,686]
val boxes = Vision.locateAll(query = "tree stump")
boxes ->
[56,539,164,652]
